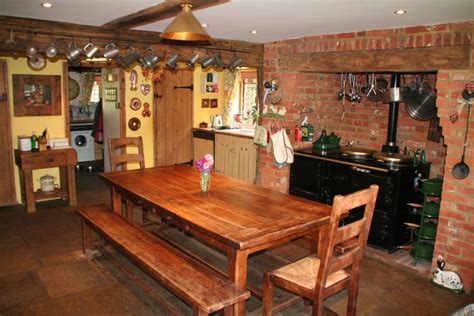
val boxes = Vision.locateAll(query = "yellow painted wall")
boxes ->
[6,57,66,203]
[124,65,154,168]
[193,65,224,127]
[5,58,222,203]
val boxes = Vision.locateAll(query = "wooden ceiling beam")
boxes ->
[278,46,470,73]
[0,15,263,67]
[101,0,229,31]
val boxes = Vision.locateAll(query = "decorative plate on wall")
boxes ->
[130,97,141,111]
[27,55,47,71]
[68,77,80,100]
[128,117,141,131]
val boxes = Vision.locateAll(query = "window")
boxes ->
[241,78,257,115]
[90,80,100,103]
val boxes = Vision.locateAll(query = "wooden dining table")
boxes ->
[100,165,331,315]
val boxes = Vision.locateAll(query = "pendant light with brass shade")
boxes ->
[160,4,210,41]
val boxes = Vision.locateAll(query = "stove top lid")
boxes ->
[340,147,377,158]
[373,152,412,164]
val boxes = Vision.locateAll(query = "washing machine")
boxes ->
[70,123,95,162]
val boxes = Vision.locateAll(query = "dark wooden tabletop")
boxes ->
[100,165,331,251]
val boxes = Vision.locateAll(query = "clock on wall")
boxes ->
[68,77,80,100]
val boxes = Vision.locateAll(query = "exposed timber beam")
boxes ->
[279,46,471,73]
[101,0,229,31]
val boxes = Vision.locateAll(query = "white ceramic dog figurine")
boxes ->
[432,258,463,291]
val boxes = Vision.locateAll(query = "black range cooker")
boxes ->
[290,146,420,252]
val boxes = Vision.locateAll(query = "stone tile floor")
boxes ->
[0,170,472,315]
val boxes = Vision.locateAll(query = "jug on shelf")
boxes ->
[210,115,223,128]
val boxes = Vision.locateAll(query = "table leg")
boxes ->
[228,250,249,316]
[315,225,327,257]
[81,218,92,254]
[66,165,77,205]
[23,170,36,213]
[111,187,121,214]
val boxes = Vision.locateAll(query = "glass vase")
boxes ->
[200,171,211,192]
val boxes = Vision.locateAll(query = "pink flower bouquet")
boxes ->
[194,154,214,173]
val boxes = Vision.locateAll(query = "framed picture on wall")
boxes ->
[12,74,61,116]
[201,98,210,108]
[210,98,218,108]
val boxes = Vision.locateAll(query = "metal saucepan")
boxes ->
[453,103,471,179]
[405,75,437,121]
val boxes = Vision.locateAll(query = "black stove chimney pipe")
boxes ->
[382,73,400,154]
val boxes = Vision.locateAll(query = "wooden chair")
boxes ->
[108,137,146,222]
[262,185,379,316]
[108,136,145,172]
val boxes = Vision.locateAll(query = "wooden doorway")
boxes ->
[0,59,17,206]
[153,69,193,166]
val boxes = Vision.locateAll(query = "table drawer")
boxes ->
[28,154,67,169]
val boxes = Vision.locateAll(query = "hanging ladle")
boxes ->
[452,103,471,179]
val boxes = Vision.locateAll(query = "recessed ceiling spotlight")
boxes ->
[201,23,209,28]
[41,2,54,8]
[250,30,258,35]
[394,9,407,15]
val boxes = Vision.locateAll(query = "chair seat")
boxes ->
[273,255,350,290]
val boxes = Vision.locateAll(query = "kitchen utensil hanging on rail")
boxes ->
[452,103,471,179]
[405,74,437,121]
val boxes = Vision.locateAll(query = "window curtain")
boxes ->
[80,72,95,106]
[223,69,241,126]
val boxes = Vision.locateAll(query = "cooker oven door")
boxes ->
[290,155,325,202]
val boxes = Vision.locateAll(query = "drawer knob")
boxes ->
[47,159,54,163]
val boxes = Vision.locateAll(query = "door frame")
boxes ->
[0,59,17,205]
[63,63,125,164]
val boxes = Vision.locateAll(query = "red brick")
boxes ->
[405,25,432,33]
[336,32,356,39]
[443,33,452,46]
[448,21,474,31]
[405,35,415,48]
[415,35,424,47]
[367,29,391,37]
[446,255,474,270]
[451,240,474,252]
[433,33,442,46]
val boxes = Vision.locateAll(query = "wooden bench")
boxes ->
[77,205,250,316]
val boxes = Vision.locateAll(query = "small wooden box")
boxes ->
[38,137,47,151]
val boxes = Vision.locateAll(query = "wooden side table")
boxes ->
[14,148,77,213]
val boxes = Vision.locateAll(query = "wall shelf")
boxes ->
[201,72,219,94]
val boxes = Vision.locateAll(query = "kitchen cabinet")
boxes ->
[193,129,214,161]
[215,133,257,183]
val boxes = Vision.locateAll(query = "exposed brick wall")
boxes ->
[435,70,474,293]
[261,21,473,292]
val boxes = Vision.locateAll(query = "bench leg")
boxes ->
[81,218,92,255]
[192,307,208,316]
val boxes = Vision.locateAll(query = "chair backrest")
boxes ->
[108,137,145,172]
[316,185,379,291]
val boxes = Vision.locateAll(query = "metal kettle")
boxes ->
[210,115,223,128]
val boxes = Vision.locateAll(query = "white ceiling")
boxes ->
[1,0,473,43]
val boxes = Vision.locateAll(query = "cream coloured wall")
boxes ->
[124,65,154,168]
[193,65,224,127]
[7,57,66,203]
